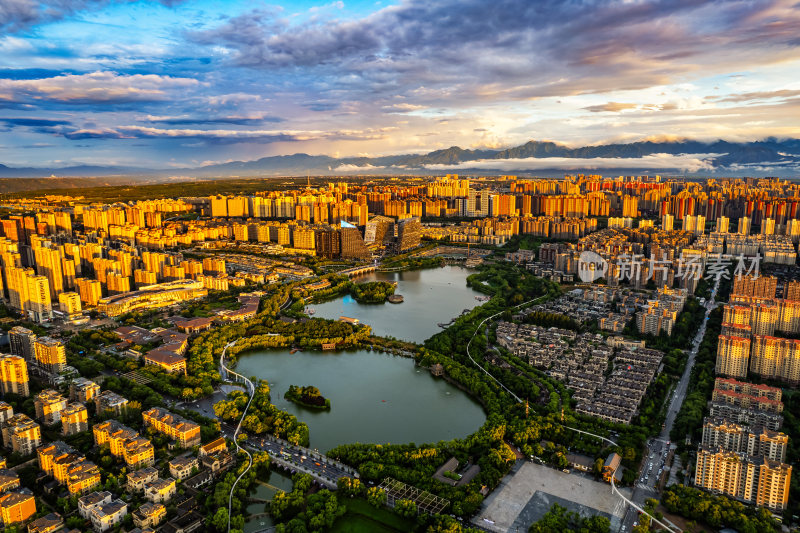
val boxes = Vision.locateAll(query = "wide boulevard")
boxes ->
[620,277,721,532]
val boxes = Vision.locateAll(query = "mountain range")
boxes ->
[1,138,799,179]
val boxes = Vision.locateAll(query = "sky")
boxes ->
[0,0,799,169]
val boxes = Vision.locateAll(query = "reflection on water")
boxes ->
[234,348,486,452]
[243,470,293,533]
[312,266,481,342]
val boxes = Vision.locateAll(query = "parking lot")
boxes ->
[473,462,629,532]
[178,384,244,418]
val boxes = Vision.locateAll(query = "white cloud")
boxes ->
[423,153,722,172]
[334,163,381,171]
[0,71,200,103]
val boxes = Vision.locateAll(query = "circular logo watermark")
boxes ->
[577,251,608,283]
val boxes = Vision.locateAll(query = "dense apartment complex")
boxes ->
[695,445,792,511]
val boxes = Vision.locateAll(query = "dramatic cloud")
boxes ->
[190,0,800,104]
[0,0,798,169]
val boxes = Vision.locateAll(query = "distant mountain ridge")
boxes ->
[1,138,799,178]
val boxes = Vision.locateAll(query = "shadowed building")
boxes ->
[339,221,370,260]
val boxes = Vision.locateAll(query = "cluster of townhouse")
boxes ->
[496,321,663,424]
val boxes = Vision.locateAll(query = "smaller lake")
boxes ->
[310,266,483,343]
[243,470,293,533]
[234,348,486,453]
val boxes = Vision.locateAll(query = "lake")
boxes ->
[234,348,486,453]
[310,265,483,343]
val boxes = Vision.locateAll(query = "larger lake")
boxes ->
[234,348,486,452]
[310,265,483,343]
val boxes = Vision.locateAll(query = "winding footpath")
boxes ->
[464,293,680,533]
[220,339,256,533]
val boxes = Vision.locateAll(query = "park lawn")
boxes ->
[331,497,416,533]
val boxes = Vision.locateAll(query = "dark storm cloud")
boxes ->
[0,0,186,33]
[0,117,71,127]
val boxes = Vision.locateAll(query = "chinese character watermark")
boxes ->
[578,252,761,284]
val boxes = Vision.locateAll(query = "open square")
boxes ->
[473,462,630,532]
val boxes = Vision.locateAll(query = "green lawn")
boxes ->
[331,497,416,533]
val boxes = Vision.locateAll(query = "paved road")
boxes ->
[620,279,720,532]
[218,422,356,487]
[246,436,354,484]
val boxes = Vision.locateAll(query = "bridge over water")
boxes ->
[244,433,358,490]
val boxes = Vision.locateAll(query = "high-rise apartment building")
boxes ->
[0,355,29,396]
[738,216,751,235]
[716,335,751,378]
[467,189,492,217]
[34,390,68,425]
[314,227,341,259]
[1,414,41,455]
[33,246,64,297]
[75,278,102,307]
[5,267,52,322]
[61,403,89,436]
[732,275,777,299]
[622,195,639,217]
[70,378,100,404]
[761,217,776,235]
[210,196,228,217]
[683,214,705,235]
[33,337,66,374]
[701,417,788,462]
[292,226,316,250]
[695,445,791,511]
[201,257,226,276]
[8,326,36,363]
[750,335,800,384]
[58,291,82,315]
[785,280,800,300]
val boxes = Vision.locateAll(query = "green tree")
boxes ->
[367,487,387,508]
[212,508,229,532]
